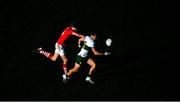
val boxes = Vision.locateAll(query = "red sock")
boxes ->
[63,64,67,74]
[39,50,53,59]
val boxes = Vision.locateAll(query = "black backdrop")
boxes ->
[0,0,180,101]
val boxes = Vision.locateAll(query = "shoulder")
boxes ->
[64,27,72,31]
[85,36,91,39]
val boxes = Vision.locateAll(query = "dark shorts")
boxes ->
[75,55,89,65]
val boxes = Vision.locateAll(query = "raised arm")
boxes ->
[72,32,84,38]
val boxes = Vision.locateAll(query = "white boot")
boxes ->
[62,74,69,83]
[85,76,94,84]
[32,47,42,53]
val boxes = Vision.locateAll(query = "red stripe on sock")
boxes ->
[63,64,67,74]
[40,50,51,58]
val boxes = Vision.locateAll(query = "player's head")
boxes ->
[90,32,97,40]
[69,21,77,31]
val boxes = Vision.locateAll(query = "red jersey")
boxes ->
[57,27,73,45]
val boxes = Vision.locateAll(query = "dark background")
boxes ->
[0,0,180,101]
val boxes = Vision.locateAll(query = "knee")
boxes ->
[64,59,68,63]
[63,58,68,63]
[51,57,56,61]
[92,63,96,69]
[73,68,79,72]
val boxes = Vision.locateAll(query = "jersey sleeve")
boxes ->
[90,41,95,48]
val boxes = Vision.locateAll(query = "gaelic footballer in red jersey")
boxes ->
[34,24,84,79]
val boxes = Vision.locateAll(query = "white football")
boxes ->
[106,38,112,46]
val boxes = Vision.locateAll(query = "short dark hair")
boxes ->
[69,21,77,27]
[89,32,97,36]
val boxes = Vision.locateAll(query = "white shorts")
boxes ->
[55,43,65,56]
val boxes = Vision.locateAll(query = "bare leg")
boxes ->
[60,55,68,74]
[62,63,80,83]
[85,58,96,84]
[50,53,59,61]
[67,63,81,77]
[87,58,96,76]
[60,55,68,65]
[37,48,59,61]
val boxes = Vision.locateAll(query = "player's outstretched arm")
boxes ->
[72,32,84,38]
[92,48,104,56]
[92,48,111,56]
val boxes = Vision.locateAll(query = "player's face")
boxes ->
[91,35,97,40]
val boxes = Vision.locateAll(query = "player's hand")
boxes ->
[78,44,81,48]
[104,52,111,56]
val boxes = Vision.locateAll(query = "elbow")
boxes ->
[94,52,99,55]
[80,35,85,38]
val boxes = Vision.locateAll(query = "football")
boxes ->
[106,38,112,46]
